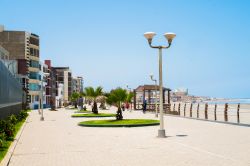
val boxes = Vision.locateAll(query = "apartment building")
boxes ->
[0,26,41,108]
[0,45,23,118]
[52,67,72,103]
[72,76,84,93]
[44,60,58,109]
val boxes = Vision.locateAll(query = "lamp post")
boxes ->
[144,32,176,138]
[126,85,132,112]
[150,73,158,118]
[40,72,50,121]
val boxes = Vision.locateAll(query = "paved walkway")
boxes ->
[5,107,250,166]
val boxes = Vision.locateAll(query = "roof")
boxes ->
[135,85,171,91]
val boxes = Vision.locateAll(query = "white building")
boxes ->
[56,83,64,108]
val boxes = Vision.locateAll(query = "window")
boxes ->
[29,48,39,57]
[30,37,39,46]
[30,60,39,68]
[29,83,40,91]
[29,72,41,80]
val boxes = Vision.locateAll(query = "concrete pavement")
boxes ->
[4,106,250,166]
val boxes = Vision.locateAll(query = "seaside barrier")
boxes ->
[169,102,249,125]
[135,102,249,125]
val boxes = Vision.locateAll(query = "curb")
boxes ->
[78,123,160,127]
[71,114,116,118]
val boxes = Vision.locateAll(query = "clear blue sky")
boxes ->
[1,0,250,98]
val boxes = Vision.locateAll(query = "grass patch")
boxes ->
[74,110,92,113]
[0,119,26,162]
[78,119,160,127]
[71,113,116,118]
[66,107,77,110]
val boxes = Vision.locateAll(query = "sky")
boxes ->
[1,0,250,98]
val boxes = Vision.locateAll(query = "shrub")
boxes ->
[0,120,6,134]
[0,132,6,147]
[4,121,15,139]
[8,114,18,125]
[17,110,28,121]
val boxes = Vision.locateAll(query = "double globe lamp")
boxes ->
[144,32,176,138]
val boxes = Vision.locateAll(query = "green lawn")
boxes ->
[78,119,160,127]
[74,110,92,113]
[0,119,27,162]
[71,113,116,118]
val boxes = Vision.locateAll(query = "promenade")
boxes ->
[4,107,250,166]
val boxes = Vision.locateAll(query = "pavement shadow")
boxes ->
[176,134,188,137]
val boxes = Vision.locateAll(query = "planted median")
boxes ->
[71,113,116,118]
[78,119,160,127]
[74,110,92,113]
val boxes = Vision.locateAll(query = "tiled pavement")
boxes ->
[4,107,250,166]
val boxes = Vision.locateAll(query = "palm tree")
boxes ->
[107,88,128,120]
[97,96,107,109]
[70,92,79,108]
[125,91,134,110]
[84,86,103,114]
[126,91,134,103]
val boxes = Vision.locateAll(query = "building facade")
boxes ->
[44,60,58,109]
[72,76,83,93]
[0,45,23,118]
[0,27,41,108]
[52,67,72,104]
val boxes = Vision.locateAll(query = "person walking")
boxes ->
[78,97,83,110]
[142,100,147,114]
[125,102,129,111]
[121,103,125,111]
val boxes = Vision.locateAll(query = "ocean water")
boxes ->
[205,99,250,105]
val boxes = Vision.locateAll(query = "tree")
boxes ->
[126,92,134,103]
[107,88,128,120]
[70,92,79,108]
[97,96,107,109]
[84,86,103,114]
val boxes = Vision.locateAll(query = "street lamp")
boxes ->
[40,72,50,121]
[150,73,158,118]
[144,32,176,138]
[126,85,132,112]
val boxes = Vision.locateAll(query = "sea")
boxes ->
[204,99,250,105]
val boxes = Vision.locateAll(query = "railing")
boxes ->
[170,102,250,125]
[135,102,250,125]
[136,103,176,114]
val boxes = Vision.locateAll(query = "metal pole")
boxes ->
[40,79,44,121]
[129,88,132,112]
[158,48,166,138]
[38,94,41,114]
[155,80,158,117]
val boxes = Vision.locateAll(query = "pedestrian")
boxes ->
[142,100,147,114]
[125,102,129,110]
[121,103,125,111]
[78,97,83,110]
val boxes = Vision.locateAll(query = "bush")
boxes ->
[0,110,28,141]
[0,120,15,140]
[8,114,18,125]
[0,133,6,147]
[4,121,15,139]
[0,120,6,134]
[17,110,28,121]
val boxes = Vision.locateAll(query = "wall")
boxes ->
[0,60,22,119]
